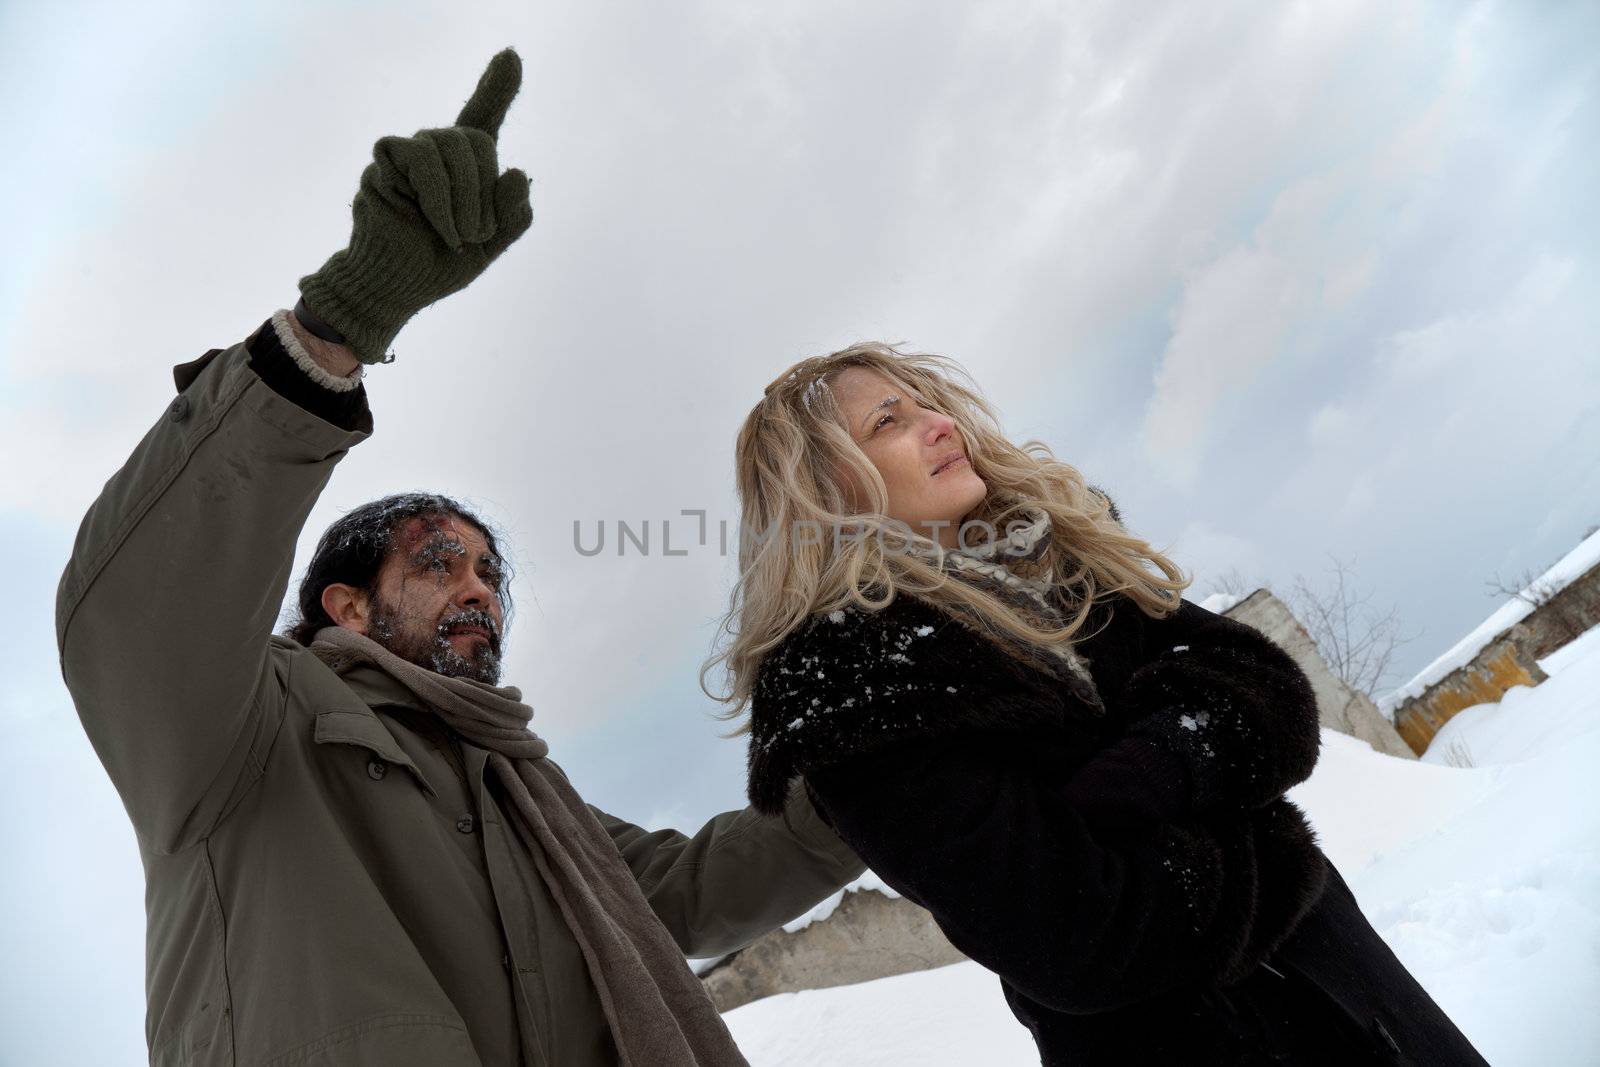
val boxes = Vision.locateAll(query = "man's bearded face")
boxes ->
[363,514,507,684]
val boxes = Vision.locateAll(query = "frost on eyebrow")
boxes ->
[477,553,507,588]
[410,531,469,570]
[406,527,508,595]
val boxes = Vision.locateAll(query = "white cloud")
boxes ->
[1172,520,1270,594]
[1142,239,1306,474]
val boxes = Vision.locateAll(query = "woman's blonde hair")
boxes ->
[702,342,1190,721]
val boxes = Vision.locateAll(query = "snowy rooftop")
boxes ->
[1379,526,1600,714]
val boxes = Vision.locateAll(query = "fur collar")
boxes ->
[747,594,1106,814]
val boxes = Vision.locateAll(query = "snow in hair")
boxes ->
[702,341,1191,724]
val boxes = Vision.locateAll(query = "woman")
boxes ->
[705,343,1487,1065]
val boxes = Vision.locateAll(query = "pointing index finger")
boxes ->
[455,48,522,139]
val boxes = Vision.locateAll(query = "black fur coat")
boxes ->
[747,591,1489,1066]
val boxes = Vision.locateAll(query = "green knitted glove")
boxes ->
[298,48,534,365]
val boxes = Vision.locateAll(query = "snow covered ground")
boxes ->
[724,635,1600,1065]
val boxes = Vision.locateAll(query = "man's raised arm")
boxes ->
[54,49,533,854]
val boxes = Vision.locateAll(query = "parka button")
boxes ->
[456,815,476,834]
[366,759,387,780]
[168,395,191,422]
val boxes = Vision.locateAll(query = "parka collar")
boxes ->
[311,663,440,797]
[337,662,428,713]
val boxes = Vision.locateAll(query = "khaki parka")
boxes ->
[55,325,864,1066]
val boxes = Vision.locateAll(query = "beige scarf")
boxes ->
[309,626,748,1067]
[913,509,1104,712]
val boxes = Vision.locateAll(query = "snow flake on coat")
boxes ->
[748,596,1103,815]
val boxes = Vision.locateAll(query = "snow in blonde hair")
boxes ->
[702,342,1190,721]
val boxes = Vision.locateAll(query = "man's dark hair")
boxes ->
[285,492,513,646]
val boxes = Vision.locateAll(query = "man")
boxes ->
[56,49,862,1066]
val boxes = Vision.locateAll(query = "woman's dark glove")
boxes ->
[1068,609,1324,819]
[1114,621,1323,814]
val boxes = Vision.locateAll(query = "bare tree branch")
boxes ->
[1484,567,1562,608]
[1200,567,1258,600]
[1288,555,1418,698]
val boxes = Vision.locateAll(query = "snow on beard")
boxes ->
[369,596,504,684]
[367,527,506,684]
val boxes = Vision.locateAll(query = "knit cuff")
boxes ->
[297,249,418,366]
[269,309,364,392]
[245,316,371,434]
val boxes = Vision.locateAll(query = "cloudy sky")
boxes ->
[2,0,1595,1060]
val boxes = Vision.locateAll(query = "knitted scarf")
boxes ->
[308,626,748,1067]
[913,509,1104,712]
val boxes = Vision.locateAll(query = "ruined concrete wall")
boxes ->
[1224,590,1416,760]
[702,889,966,1013]
[1392,628,1548,755]
[1389,562,1599,754]
[1522,562,1600,660]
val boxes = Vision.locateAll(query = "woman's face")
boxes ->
[829,366,988,549]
